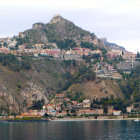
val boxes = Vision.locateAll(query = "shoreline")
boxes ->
[0,120,49,123]
[51,117,140,121]
[0,118,140,123]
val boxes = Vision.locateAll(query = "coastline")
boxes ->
[50,117,140,121]
[0,117,140,123]
[0,120,49,123]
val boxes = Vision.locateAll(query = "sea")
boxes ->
[0,120,140,140]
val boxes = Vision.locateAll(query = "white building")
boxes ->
[113,110,121,115]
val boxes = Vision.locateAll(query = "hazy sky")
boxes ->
[0,0,140,53]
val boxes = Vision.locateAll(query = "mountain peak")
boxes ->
[32,22,45,30]
[49,14,66,24]
[53,14,62,18]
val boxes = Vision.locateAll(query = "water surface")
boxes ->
[0,120,140,140]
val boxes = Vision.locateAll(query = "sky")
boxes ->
[0,0,140,53]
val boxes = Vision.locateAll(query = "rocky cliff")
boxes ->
[0,59,70,114]
[19,15,105,49]
[100,37,126,51]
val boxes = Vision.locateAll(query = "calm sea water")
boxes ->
[0,120,140,140]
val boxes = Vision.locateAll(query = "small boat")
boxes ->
[134,119,139,122]
[134,113,139,121]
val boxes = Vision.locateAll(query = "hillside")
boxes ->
[119,65,140,108]
[0,15,139,115]
[0,57,72,114]
[69,78,123,100]
[0,54,126,114]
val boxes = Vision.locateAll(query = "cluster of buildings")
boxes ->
[0,105,133,120]
[0,36,137,63]
[107,50,136,59]
[92,62,122,79]
[117,60,140,74]
[0,42,102,61]
[0,36,102,61]
[16,94,133,118]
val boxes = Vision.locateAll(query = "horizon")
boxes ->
[0,0,140,53]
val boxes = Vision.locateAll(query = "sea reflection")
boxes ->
[0,120,139,140]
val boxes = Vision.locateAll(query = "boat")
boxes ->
[134,119,139,122]
[134,113,139,121]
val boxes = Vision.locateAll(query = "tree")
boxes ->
[56,39,77,50]
[86,69,96,80]
[31,99,45,109]
[0,53,21,71]
[103,106,108,114]
[15,44,18,50]
[22,58,31,70]
[80,42,97,50]
[137,51,140,58]
[3,42,7,47]
[44,113,49,117]
[71,109,76,113]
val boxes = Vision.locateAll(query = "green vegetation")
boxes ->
[15,117,41,120]
[80,42,97,50]
[119,66,140,102]
[30,99,45,110]
[100,48,107,56]
[91,96,130,113]
[82,53,101,63]
[3,42,7,47]
[67,92,85,102]
[137,51,140,58]
[60,64,96,92]
[21,56,32,70]
[103,106,108,114]
[57,116,64,118]
[16,36,29,45]
[56,39,77,50]
[0,53,31,71]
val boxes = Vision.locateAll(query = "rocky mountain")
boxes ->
[0,15,139,114]
[99,38,126,51]
[18,15,105,49]
[16,15,127,52]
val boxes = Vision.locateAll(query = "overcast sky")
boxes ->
[0,0,140,53]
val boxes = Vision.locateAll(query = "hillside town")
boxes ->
[0,36,136,60]
[0,33,139,120]
[12,95,133,120]
[0,35,139,80]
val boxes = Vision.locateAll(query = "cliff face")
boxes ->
[0,59,69,114]
[0,81,48,114]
